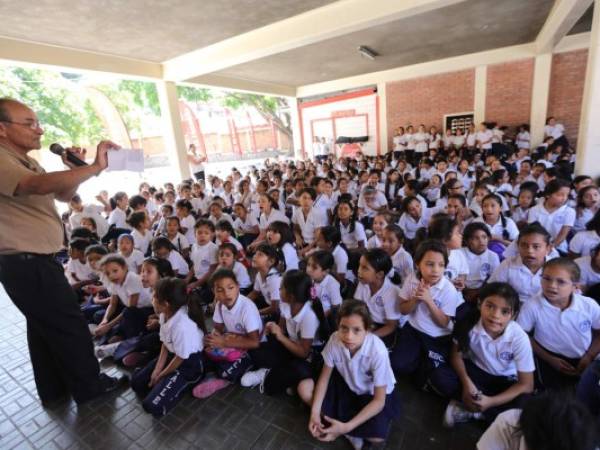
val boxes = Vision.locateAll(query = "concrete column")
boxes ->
[576,0,600,177]
[287,96,303,160]
[473,66,487,125]
[377,82,389,156]
[156,80,191,180]
[530,53,553,148]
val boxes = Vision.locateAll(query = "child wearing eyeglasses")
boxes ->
[517,258,600,391]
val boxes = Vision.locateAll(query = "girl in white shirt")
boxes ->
[574,185,600,233]
[216,243,252,293]
[515,124,530,149]
[241,270,329,395]
[118,234,144,274]
[367,213,388,249]
[266,221,299,271]
[333,199,366,249]
[414,124,429,155]
[570,211,600,257]
[175,199,196,247]
[460,223,500,303]
[575,246,600,294]
[165,216,190,259]
[131,277,206,417]
[232,203,259,249]
[474,194,519,247]
[128,211,153,256]
[316,226,356,293]
[382,225,414,285]
[512,185,537,228]
[307,300,400,449]
[439,282,534,427]
[249,194,289,252]
[476,122,493,153]
[306,251,343,317]
[151,237,190,278]
[248,244,283,319]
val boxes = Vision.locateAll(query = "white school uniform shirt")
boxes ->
[366,234,382,250]
[397,208,432,240]
[190,241,218,279]
[511,206,530,225]
[354,278,402,325]
[159,306,204,359]
[453,134,466,148]
[253,268,282,305]
[466,132,477,148]
[215,236,243,253]
[107,271,152,307]
[393,134,406,151]
[314,194,335,214]
[70,204,109,238]
[227,261,252,289]
[488,255,542,303]
[527,203,575,252]
[457,171,475,191]
[414,132,429,153]
[473,216,519,242]
[476,129,493,149]
[212,294,263,336]
[517,292,600,359]
[357,191,388,219]
[339,221,367,249]
[574,208,595,233]
[446,248,469,281]
[131,229,152,255]
[292,207,328,244]
[332,245,355,282]
[233,214,259,235]
[180,214,197,246]
[209,213,235,228]
[575,256,600,291]
[465,320,535,378]
[121,249,145,273]
[279,301,320,346]
[544,123,565,140]
[322,332,396,395]
[390,247,414,282]
[168,250,189,276]
[516,131,530,149]
[108,208,128,229]
[405,133,416,150]
[66,258,94,282]
[315,274,342,313]
[281,242,299,271]
[259,208,289,231]
[399,273,462,337]
[169,232,191,252]
[461,248,500,289]
[569,230,600,256]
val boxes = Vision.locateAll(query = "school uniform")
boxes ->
[397,208,432,240]
[213,294,263,336]
[414,132,429,154]
[339,221,367,249]
[430,320,534,421]
[231,261,252,289]
[473,216,519,242]
[516,131,530,149]
[121,249,145,273]
[108,207,129,229]
[259,208,289,231]
[131,229,153,256]
[488,255,543,303]
[392,274,461,378]
[216,235,243,253]
[354,278,402,327]
[446,248,469,282]
[106,271,153,339]
[321,332,400,439]
[315,274,342,313]
[180,215,197,247]
[476,129,494,151]
[461,247,500,289]
[517,292,600,389]
[168,232,191,253]
[574,208,595,233]
[453,135,466,149]
[527,203,576,253]
[131,306,205,417]
[167,250,189,276]
[233,214,259,248]
[457,171,475,191]
[389,246,414,283]
[281,242,299,271]
[332,244,355,283]
[357,190,388,220]
[66,258,94,283]
[292,207,327,245]
[209,213,235,228]
[314,194,335,214]
[70,204,109,238]
[253,268,282,307]
[511,206,531,225]
[575,256,600,292]
[190,241,218,279]
[366,234,382,250]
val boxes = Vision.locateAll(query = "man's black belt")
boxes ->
[0,252,57,262]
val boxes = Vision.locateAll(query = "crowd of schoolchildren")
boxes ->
[60,118,600,450]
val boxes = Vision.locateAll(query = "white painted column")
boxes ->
[377,82,389,156]
[287,96,303,160]
[530,53,553,148]
[576,0,600,177]
[156,81,191,180]
[473,66,487,125]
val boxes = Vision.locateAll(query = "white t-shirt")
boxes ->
[292,207,328,244]
[253,268,282,305]
[390,247,414,282]
[168,250,189,276]
[212,294,263,335]
[527,203,575,252]
[131,229,152,255]
[517,292,600,358]
[575,256,600,291]
[106,271,152,307]
[399,274,462,337]
[121,249,145,273]
[461,247,500,289]
[476,129,494,150]
[180,214,197,246]
[397,208,432,240]
[279,301,320,345]
[190,241,218,279]
[259,209,289,231]
[544,123,565,140]
[233,214,259,235]
[322,332,396,395]
[366,235,382,250]
[332,244,355,282]
[354,277,402,325]
[108,208,129,229]
[66,258,94,282]
[573,208,595,233]
[229,261,252,289]
[315,274,342,313]
[281,242,299,271]
[169,232,191,253]
[446,248,469,281]
[70,204,109,238]
[339,221,367,249]
[159,306,204,359]
[473,216,519,242]
[569,230,600,256]
[489,255,543,303]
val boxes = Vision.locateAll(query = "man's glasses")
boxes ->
[0,119,42,130]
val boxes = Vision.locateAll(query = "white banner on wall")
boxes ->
[299,89,379,158]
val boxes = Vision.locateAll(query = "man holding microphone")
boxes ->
[0,98,127,406]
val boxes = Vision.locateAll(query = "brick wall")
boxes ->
[548,49,588,147]
[386,69,475,148]
[485,58,534,128]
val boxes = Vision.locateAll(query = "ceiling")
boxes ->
[0,0,336,62]
[212,0,554,87]
[569,4,594,35]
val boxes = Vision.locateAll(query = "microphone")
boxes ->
[49,143,88,167]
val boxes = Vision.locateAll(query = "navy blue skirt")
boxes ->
[321,369,401,439]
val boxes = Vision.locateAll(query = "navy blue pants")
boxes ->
[131,351,204,417]
[390,323,452,388]
[249,337,320,395]
[429,359,529,422]
[576,360,600,416]
[321,369,401,440]
[535,346,581,391]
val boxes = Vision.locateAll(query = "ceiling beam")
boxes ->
[162,0,466,82]
[0,36,162,80]
[535,0,593,54]
[184,74,296,97]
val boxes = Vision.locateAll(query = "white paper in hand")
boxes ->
[107,148,144,172]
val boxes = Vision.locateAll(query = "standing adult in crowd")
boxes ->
[187,143,207,181]
[0,98,126,406]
